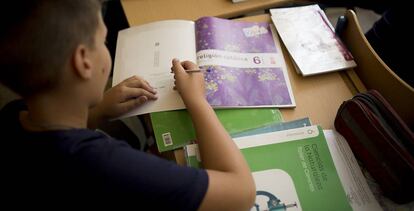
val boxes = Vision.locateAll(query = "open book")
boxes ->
[113,17,295,117]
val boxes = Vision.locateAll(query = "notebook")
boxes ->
[270,5,356,76]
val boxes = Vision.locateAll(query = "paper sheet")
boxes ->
[113,20,196,117]
[324,130,382,211]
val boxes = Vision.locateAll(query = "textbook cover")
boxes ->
[195,17,295,108]
[151,108,283,152]
[231,117,311,138]
[184,126,382,211]
[113,16,294,117]
[270,5,356,76]
[185,126,352,210]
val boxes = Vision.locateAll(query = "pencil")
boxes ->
[185,69,203,73]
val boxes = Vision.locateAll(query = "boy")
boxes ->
[0,0,255,210]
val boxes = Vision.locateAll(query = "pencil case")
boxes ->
[335,90,414,204]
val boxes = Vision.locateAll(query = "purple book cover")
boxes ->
[195,17,295,107]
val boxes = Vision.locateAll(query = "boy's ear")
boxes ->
[73,44,93,79]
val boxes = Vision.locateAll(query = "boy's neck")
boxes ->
[21,92,89,131]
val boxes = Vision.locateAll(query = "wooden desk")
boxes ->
[120,0,360,162]
[121,0,304,26]
[162,14,359,164]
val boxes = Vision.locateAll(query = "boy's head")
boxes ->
[1,0,111,106]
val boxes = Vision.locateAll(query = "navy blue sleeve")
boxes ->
[61,133,208,210]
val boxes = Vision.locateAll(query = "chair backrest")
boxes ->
[341,10,414,128]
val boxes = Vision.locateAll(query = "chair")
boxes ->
[340,10,414,129]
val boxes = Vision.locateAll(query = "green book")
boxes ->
[231,117,311,138]
[151,108,283,152]
[184,126,352,211]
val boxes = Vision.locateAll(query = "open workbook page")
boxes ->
[113,17,295,117]
[113,20,196,117]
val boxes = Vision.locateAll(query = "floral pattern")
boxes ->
[195,17,293,107]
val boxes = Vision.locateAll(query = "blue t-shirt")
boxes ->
[0,100,208,210]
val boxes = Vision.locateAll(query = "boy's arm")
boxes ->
[88,76,157,129]
[172,59,256,211]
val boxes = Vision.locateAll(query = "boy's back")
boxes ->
[0,0,255,209]
[1,100,207,209]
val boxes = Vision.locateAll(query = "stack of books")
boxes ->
[184,118,382,211]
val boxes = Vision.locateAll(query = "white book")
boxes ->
[270,5,357,76]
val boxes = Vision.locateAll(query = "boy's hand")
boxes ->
[171,59,206,107]
[88,75,157,128]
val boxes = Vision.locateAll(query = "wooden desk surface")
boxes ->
[164,14,359,165]
[121,0,303,26]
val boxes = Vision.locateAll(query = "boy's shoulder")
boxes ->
[0,99,127,153]
[0,99,26,118]
[0,99,26,133]
[0,102,208,208]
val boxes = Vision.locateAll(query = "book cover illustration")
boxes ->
[252,169,300,211]
[185,126,352,210]
[195,17,295,107]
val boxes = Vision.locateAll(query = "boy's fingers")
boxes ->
[144,80,154,89]
[143,80,157,94]
[136,95,148,105]
[120,96,148,112]
[124,75,143,83]
[181,61,198,70]
[123,87,158,101]
[125,78,157,94]
[171,58,185,74]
